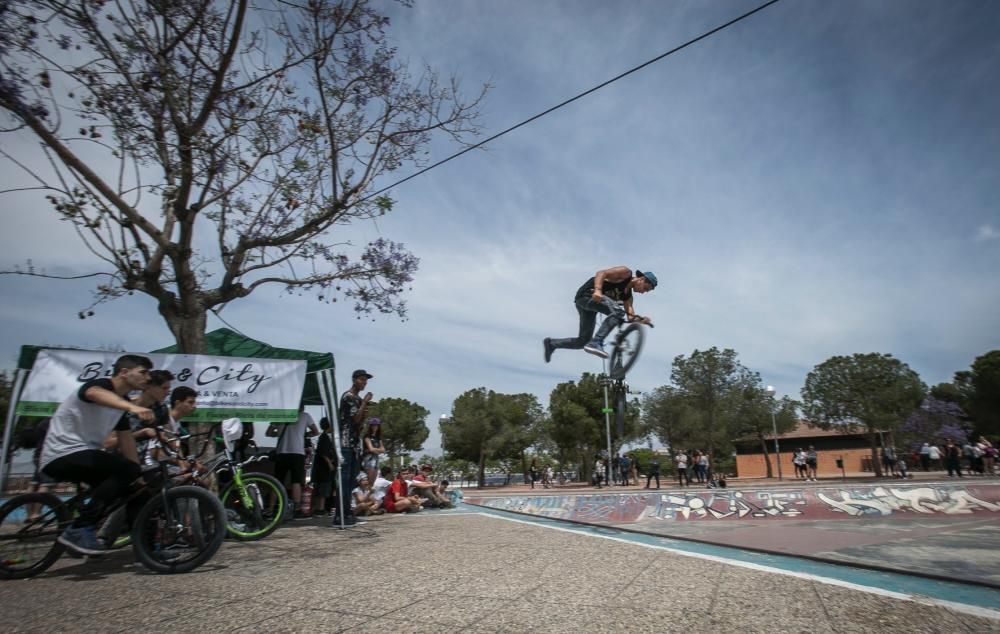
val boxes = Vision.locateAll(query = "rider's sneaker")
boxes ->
[543,338,554,363]
[584,339,608,359]
[58,525,107,556]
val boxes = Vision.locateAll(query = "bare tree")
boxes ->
[0,0,486,352]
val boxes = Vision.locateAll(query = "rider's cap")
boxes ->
[366,417,381,426]
[352,369,374,379]
[637,271,658,288]
[357,472,369,483]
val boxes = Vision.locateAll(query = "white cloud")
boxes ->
[976,224,1000,241]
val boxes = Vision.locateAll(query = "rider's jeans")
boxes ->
[550,295,627,350]
[336,447,360,519]
[43,450,141,528]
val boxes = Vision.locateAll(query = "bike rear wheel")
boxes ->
[0,493,69,579]
[221,473,288,541]
[131,486,226,574]
[609,323,644,379]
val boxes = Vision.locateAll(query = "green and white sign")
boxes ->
[17,349,307,423]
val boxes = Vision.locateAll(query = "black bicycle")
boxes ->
[608,318,650,381]
[0,429,227,579]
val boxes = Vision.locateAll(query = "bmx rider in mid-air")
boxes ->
[544,266,657,361]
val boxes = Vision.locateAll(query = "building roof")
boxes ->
[763,420,869,441]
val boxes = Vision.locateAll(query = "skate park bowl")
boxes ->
[465,481,1000,588]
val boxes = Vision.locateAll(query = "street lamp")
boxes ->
[765,385,783,480]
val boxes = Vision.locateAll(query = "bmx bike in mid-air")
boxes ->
[605,318,650,436]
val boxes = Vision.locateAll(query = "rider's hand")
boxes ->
[591,290,603,303]
[130,405,154,422]
[363,392,374,403]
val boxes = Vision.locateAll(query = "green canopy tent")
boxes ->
[2,329,345,502]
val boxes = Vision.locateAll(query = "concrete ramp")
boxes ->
[465,481,1000,587]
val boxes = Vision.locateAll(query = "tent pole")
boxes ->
[321,369,346,528]
[0,368,29,494]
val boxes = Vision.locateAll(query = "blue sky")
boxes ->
[1,0,998,455]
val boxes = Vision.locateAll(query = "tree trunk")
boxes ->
[759,433,773,478]
[161,303,208,354]
[868,429,883,477]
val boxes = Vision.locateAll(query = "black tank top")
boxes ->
[575,274,632,302]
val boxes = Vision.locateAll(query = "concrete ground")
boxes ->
[1,509,999,633]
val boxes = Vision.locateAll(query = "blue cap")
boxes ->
[637,271,658,288]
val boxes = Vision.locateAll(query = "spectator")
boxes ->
[542,463,554,489]
[619,453,631,486]
[266,403,319,519]
[410,464,452,508]
[881,446,897,478]
[440,479,463,505]
[896,452,910,479]
[982,439,997,476]
[629,454,640,486]
[675,450,688,487]
[944,439,963,478]
[698,452,710,484]
[806,446,818,481]
[310,417,336,517]
[334,369,374,527]
[371,464,394,506]
[645,455,661,489]
[361,417,385,484]
[529,457,539,489]
[793,448,807,479]
[928,443,942,470]
[384,466,421,513]
[24,418,53,521]
[919,443,932,471]
[352,473,380,516]
[593,458,605,488]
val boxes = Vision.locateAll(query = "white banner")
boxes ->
[17,349,306,423]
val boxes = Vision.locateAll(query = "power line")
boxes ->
[364,0,782,203]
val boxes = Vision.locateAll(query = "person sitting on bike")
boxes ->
[39,354,155,555]
[544,266,657,361]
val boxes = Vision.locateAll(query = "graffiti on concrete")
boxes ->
[465,484,1000,525]
[817,486,1000,517]
[646,490,809,520]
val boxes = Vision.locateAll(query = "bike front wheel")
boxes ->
[0,492,69,579]
[609,323,645,379]
[221,473,288,541]
[131,485,226,574]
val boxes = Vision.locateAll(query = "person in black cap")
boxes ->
[333,369,374,527]
[544,266,657,361]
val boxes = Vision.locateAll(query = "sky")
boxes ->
[1,0,999,456]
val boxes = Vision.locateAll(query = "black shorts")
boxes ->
[275,453,306,485]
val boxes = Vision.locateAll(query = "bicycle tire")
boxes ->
[609,323,644,379]
[221,473,288,541]
[131,485,226,574]
[0,493,69,580]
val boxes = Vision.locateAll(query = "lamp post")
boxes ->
[765,385,783,480]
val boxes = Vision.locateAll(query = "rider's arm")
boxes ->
[83,384,153,421]
[591,266,632,300]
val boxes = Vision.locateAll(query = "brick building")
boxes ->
[734,421,885,478]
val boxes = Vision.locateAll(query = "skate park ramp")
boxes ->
[465,481,1000,588]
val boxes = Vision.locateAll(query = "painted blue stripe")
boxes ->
[464,502,1000,611]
